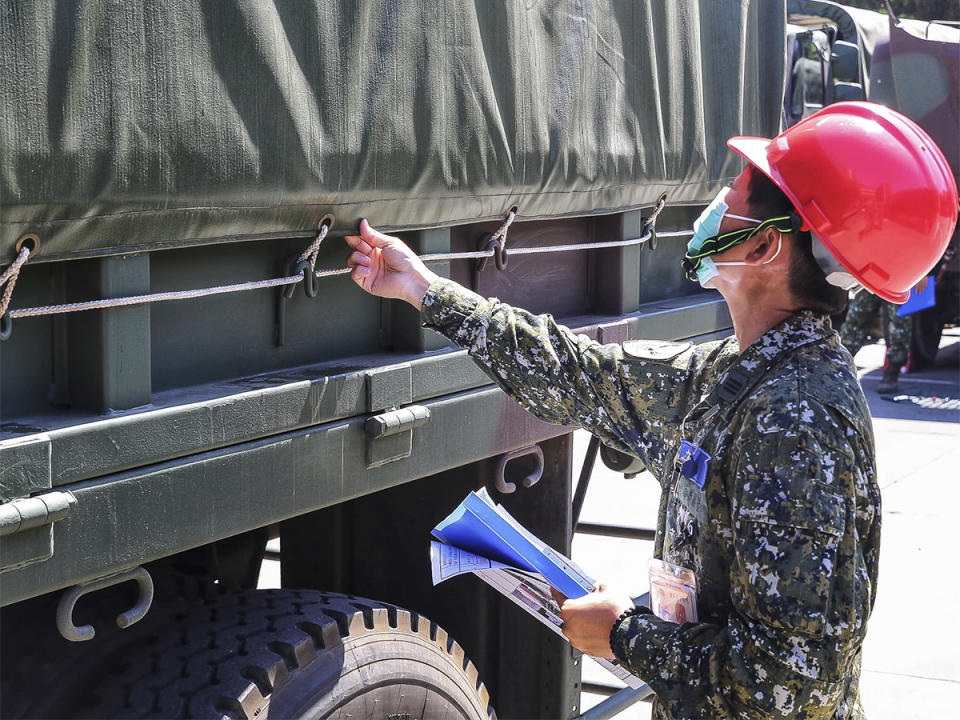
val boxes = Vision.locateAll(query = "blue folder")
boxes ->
[897,277,935,317]
[433,489,596,599]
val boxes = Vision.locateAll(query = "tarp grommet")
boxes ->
[15,234,39,255]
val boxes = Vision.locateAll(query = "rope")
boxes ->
[10,275,304,319]
[490,207,517,250]
[652,230,694,239]
[5,221,693,322]
[646,193,668,228]
[416,228,694,264]
[0,246,31,318]
[297,221,330,270]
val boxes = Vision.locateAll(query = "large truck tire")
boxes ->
[909,307,944,370]
[1,574,225,719]
[72,589,495,720]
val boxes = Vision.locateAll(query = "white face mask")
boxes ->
[696,231,785,289]
[687,186,778,288]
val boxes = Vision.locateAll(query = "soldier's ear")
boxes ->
[745,227,783,265]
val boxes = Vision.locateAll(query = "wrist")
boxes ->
[406,269,438,310]
[609,606,649,662]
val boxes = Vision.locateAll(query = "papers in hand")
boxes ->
[431,488,645,689]
[432,487,595,597]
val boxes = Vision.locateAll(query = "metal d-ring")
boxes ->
[282,255,300,300]
[493,239,508,270]
[475,233,508,273]
[296,260,320,297]
[0,312,11,342]
[495,444,545,494]
[56,567,155,642]
[643,222,658,252]
[281,256,319,299]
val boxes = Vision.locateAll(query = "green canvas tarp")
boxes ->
[1,1,786,263]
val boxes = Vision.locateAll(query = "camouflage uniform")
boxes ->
[421,278,879,720]
[840,289,911,365]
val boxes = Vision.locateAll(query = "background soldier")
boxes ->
[839,285,920,393]
[345,103,957,719]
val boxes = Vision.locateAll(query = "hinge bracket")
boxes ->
[0,491,76,537]
[0,491,76,573]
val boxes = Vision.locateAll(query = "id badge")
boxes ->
[648,558,698,625]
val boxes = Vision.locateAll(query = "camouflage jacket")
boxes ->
[421,278,880,720]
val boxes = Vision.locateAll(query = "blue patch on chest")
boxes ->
[677,440,711,489]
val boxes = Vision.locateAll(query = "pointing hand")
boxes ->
[345,219,438,309]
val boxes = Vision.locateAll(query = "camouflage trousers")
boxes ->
[840,290,912,365]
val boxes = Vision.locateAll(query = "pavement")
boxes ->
[257,330,960,719]
[574,328,960,719]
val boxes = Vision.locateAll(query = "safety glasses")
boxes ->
[682,215,796,282]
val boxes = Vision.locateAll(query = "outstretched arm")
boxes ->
[345,221,713,479]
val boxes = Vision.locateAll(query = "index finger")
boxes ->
[344,234,373,254]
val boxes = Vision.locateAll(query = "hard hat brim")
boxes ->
[727,136,774,179]
[727,134,912,303]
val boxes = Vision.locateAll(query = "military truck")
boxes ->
[785,0,960,368]
[1,2,786,718]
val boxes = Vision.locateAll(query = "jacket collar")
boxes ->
[714,311,833,407]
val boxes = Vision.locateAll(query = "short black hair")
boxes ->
[745,166,848,315]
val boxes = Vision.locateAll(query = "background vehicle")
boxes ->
[786,0,960,368]
[1,2,781,718]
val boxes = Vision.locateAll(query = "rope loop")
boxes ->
[298,215,334,270]
[647,193,667,228]
[642,193,668,252]
[475,206,517,273]
[282,216,334,299]
[490,205,518,251]
[0,241,33,340]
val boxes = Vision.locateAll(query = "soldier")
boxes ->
[346,103,957,719]
[839,288,917,393]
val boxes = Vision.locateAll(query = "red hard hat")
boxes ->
[728,102,958,303]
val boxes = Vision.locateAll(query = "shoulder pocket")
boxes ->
[737,478,845,537]
[622,339,691,363]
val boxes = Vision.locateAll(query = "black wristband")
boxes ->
[609,606,648,660]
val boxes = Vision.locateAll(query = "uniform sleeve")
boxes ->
[611,426,868,719]
[420,278,710,479]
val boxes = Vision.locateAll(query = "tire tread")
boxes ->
[66,590,495,720]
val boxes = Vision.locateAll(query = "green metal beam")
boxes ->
[1,297,729,488]
[0,385,569,606]
[67,255,151,412]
